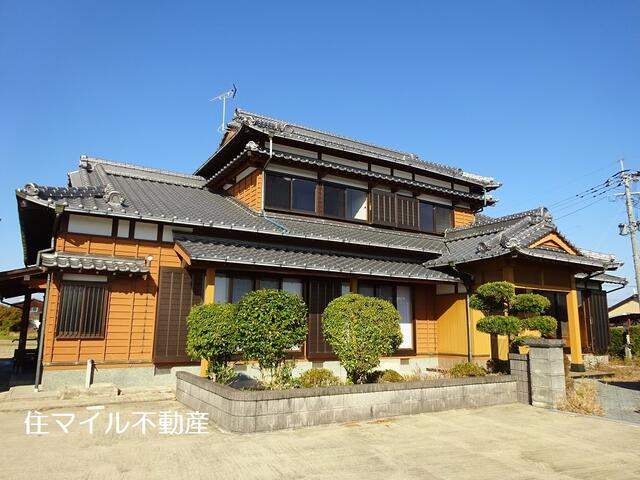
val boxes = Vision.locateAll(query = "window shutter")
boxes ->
[371,189,396,226]
[396,195,420,230]
[153,267,204,364]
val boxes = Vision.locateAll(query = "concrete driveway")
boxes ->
[1,400,638,480]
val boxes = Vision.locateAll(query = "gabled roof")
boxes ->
[175,234,456,282]
[608,294,639,313]
[426,207,619,270]
[196,109,501,190]
[206,142,493,205]
[17,156,446,258]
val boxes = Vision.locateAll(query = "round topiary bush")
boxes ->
[476,315,523,337]
[186,303,238,383]
[235,289,308,385]
[448,362,487,378]
[379,369,405,383]
[322,293,402,384]
[510,293,551,316]
[522,315,557,336]
[298,368,341,388]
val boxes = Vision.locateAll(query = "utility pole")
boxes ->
[618,158,640,299]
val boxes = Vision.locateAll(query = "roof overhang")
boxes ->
[0,266,47,299]
[174,234,458,283]
[39,252,151,275]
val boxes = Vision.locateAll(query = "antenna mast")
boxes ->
[210,84,237,134]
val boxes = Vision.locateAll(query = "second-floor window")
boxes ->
[265,172,316,213]
[323,184,368,221]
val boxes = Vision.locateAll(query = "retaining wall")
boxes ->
[176,371,517,433]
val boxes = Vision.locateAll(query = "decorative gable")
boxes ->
[528,232,578,255]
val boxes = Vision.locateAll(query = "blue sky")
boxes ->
[1,1,639,303]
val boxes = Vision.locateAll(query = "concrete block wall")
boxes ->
[176,372,517,433]
[509,339,566,409]
[508,353,530,404]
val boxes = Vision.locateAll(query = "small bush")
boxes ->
[322,294,402,384]
[448,362,487,378]
[298,368,341,388]
[521,315,557,336]
[186,303,238,383]
[469,281,515,315]
[511,294,550,316]
[379,369,405,383]
[476,315,522,336]
[235,289,308,386]
[486,358,510,374]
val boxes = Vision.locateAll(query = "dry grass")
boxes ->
[562,381,604,416]
[598,358,640,383]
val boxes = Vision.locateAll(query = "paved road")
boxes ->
[595,379,640,424]
[1,400,639,479]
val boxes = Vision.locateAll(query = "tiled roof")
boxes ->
[575,272,627,285]
[175,234,457,282]
[207,143,493,204]
[40,252,150,274]
[220,109,500,190]
[17,156,447,255]
[426,208,619,269]
[268,212,446,254]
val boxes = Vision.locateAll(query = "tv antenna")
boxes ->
[210,84,237,134]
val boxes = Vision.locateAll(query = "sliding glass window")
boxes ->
[323,183,368,221]
[419,201,452,234]
[265,172,316,213]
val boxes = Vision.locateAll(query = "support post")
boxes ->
[16,291,31,372]
[566,277,585,372]
[349,278,358,293]
[200,267,216,377]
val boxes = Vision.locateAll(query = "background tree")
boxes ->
[186,303,238,384]
[0,305,22,336]
[322,293,402,384]
[235,289,308,387]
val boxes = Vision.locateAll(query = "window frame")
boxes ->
[357,281,416,353]
[418,201,453,234]
[264,171,318,214]
[214,273,306,304]
[321,181,369,223]
[55,280,109,340]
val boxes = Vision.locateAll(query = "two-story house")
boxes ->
[12,109,621,389]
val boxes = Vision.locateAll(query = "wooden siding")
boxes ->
[453,209,475,227]
[415,284,437,354]
[229,170,263,210]
[44,233,182,366]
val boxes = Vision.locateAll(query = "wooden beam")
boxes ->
[200,267,216,377]
[173,243,192,265]
[566,277,585,371]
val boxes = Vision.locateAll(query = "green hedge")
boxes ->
[609,325,640,357]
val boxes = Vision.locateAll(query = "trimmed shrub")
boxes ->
[486,358,510,374]
[235,289,308,385]
[511,294,550,316]
[476,315,523,337]
[630,325,640,355]
[322,293,402,384]
[186,303,238,383]
[380,369,405,383]
[469,281,515,315]
[448,362,487,378]
[522,315,557,336]
[609,326,624,357]
[298,368,341,388]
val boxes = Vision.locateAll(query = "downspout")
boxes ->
[34,204,64,391]
[449,262,475,363]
